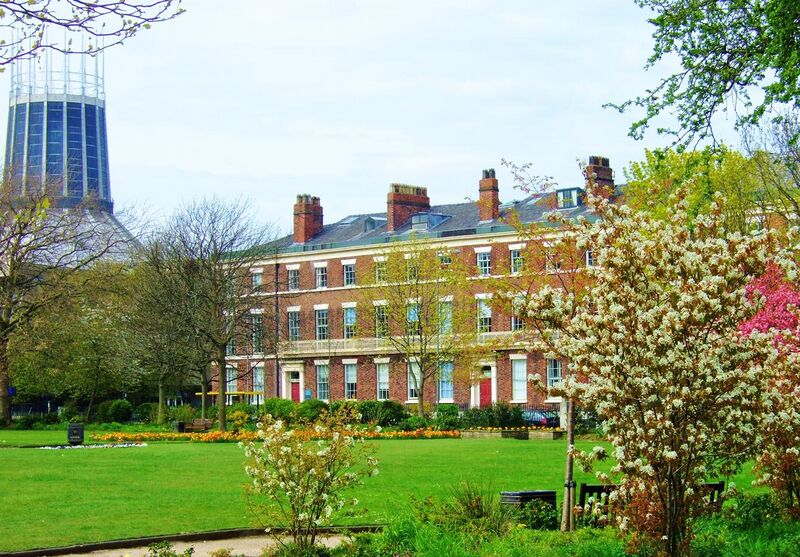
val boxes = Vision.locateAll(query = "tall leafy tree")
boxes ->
[0,181,132,424]
[612,0,800,145]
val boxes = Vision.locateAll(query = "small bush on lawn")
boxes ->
[107,399,133,423]
[399,415,427,431]
[262,397,296,422]
[462,403,524,429]
[517,498,559,530]
[376,400,408,426]
[295,399,329,423]
[228,403,258,419]
[723,492,787,530]
[94,400,114,423]
[432,403,462,430]
[356,400,381,423]
[167,405,197,423]
[134,402,158,423]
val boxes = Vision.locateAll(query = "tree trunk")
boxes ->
[0,335,11,425]
[157,378,165,425]
[200,377,208,420]
[560,396,576,532]
[217,347,227,432]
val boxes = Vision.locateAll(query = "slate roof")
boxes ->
[273,187,621,255]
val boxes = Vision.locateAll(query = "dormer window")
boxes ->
[556,188,580,209]
[410,212,447,231]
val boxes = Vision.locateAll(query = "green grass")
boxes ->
[0,433,761,552]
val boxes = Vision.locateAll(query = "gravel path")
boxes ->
[56,535,344,557]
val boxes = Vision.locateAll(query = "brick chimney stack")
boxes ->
[478,168,500,221]
[293,194,324,244]
[585,156,614,195]
[387,184,430,231]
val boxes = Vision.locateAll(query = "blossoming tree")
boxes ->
[521,189,784,556]
[241,406,378,553]
[740,263,800,515]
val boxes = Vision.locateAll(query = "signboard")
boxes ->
[7,386,15,397]
[304,388,312,401]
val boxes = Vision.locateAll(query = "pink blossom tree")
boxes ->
[741,263,800,515]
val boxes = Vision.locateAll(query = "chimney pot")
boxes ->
[293,193,324,243]
[387,183,430,231]
[478,169,500,221]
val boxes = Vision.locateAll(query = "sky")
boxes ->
[0,1,741,235]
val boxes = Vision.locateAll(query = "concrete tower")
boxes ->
[5,48,113,212]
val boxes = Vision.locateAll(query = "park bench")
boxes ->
[184,418,213,432]
[578,481,725,526]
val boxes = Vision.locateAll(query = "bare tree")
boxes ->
[742,109,800,224]
[0,1,184,65]
[150,198,278,431]
[0,180,132,424]
[360,237,477,418]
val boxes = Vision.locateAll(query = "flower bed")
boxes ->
[91,428,460,444]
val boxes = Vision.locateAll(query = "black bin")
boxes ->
[68,423,84,446]
[174,421,186,433]
[500,490,557,510]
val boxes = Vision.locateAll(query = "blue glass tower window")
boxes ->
[66,102,84,197]
[5,108,13,172]
[98,106,110,199]
[46,102,64,185]
[84,104,98,195]
[12,104,27,184]
[26,102,44,183]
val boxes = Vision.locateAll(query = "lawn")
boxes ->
[0,432,761,552]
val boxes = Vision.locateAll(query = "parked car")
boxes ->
[522,409,560,428]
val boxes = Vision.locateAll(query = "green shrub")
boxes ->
[462,403,524,428]
[725,492,787,530]
[134,403,158,423]
[167,405,197,423]
[295,399,329,423]
[94,400,114,423]
[433,403,462,430]
[329,400,359,416]
[376,400,407,426]
[13,414,41,430]
[228,403,258,420]
[399,415,428,431]
[107,399,133,423]
[262,397,296,421]
[204,404,218,421]
[516,498,559,530]
[357,400,381,423]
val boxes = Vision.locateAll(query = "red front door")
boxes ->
[479,377,492,408]
[291,382,300,402]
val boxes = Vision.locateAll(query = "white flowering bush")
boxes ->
[521,189,788,556]
[241,406,378,552]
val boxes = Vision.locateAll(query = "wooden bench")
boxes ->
[578,481,725,525]
[184,418,213,432]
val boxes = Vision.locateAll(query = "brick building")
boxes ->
[223,156,616,411]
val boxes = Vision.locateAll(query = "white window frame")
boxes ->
[510,355,527,402]
[510,249,524,274]
[315,308,329,340]
[438,361,454,403]
[344,361,357,400]
[476,295,492,333]
[342,260,356,286]
[252,365,265,406]
[287,308,301,341]
[315,266,328,289]
[374,303,388,338]
[376,359,390,400]
[547,358,563,388]
[251,313,264,354]
[316,363,330,401]
[343,305,357,339]
[476,251,491,276]
[585,249,595,267]
[407,361,420,402]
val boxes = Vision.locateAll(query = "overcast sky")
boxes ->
[0,1,740,234]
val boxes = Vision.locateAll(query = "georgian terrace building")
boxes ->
[221,156,617,411]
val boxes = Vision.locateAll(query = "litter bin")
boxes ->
[67,423,84,446]
[500,490,557,510]
[174,421,186,433]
